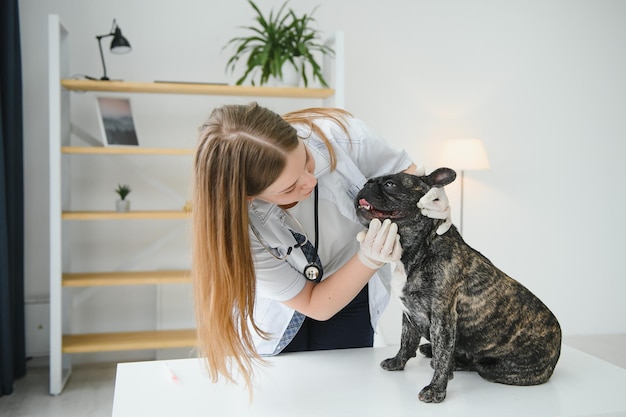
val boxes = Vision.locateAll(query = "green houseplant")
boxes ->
[115,184,131,212]
[224,0,334,87]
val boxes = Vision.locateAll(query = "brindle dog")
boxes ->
[355,168,561,403]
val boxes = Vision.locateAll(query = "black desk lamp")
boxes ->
[92,19,131,80]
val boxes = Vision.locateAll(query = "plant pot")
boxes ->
[269,58,303,87]
[116,199,130,212]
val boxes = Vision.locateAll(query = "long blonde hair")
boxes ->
[192,102,351,391]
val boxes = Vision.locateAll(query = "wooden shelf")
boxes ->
[62,146,193,155]
[49,17,343,395]
[61,79,335,99]
[62,270,191,287]
[62,210,190,220]
[62,329,196,353]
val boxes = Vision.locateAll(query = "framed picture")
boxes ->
[96,96,139,146]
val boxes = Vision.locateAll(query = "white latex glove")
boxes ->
[417,187,452,235]
[356,219,403,269]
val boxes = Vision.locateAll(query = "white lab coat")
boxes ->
[248,115,413,355]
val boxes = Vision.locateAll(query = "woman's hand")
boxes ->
[418,187,452,235]
[356,219,403,269]
[405,164,452,235]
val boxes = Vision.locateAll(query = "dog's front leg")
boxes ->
[418,309,457,403]
[380,313,420,371]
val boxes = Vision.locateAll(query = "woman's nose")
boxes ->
[302,172,317,190]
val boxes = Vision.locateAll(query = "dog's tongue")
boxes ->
[358,198,402,219]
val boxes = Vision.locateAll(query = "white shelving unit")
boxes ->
[47,14,344,395]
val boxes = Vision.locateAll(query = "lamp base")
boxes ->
[84,75,116,81]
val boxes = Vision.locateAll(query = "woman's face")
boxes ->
[253,140,317,207]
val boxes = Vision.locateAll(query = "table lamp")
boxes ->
[90,19,132,81]
[440,138,490,235]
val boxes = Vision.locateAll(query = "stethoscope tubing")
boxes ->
[249,185,323,282]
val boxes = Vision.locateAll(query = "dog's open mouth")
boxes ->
[357,198,402,219]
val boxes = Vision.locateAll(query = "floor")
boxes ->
[0,361,117,417]
[0,334,624,417]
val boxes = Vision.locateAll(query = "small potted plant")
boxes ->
[115,184,131,212]
[224,0,334,87]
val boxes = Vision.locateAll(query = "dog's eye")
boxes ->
[384,180,396,188]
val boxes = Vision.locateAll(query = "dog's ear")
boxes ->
[427,168,457,187]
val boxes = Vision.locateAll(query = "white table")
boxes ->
[112,345,626,417]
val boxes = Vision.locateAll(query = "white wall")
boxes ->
[20,0,626,359]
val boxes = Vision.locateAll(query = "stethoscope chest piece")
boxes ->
[304,262,323,282]
[253,185,324,283]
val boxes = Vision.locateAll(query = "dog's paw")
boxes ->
[380,357,406,371]
[418,385,447,403]
[419,343,433,358]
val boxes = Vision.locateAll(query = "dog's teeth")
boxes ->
[358,199,372,210]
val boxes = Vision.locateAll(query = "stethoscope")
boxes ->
[250,185,323,282]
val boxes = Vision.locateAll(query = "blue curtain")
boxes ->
[0,0,26,397]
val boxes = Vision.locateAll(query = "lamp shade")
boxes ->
[110,27,131,54]
[440,138,490,171]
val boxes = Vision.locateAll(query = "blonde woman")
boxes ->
[192,102,451,390]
